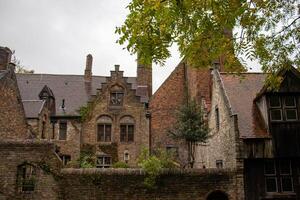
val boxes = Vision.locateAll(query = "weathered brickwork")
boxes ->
[0,67,29,140]
[150,63,188,165]
[0,141,61,200]
[59,168,239,200]
[82,68,150,167]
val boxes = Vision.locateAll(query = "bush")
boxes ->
[112,161,129,168]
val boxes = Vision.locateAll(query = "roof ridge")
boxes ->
[16,73,137,79]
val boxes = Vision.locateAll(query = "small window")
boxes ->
[215,107,220,130]
[166,146,179,158]
[60,155,71,166]
[41,121,46,139]
[97,116,112,142]
[285,109,297,120]
[269,96,281,108]
[216,160,223,169]
[17,163,36,192]
[120,116,135,142]
[270,109,283,121]
[279,160,293,192]
[97,124,111,142]
[265,160,278,192]
[284,96,296,107]
[110,85,124,106]
[59,122,67,140]
[96,156,112,168]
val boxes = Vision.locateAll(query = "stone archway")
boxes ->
[206,190,229,200]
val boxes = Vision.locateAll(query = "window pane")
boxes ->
[285,96,296,107]
[270,96,281,108]
[105,125,111,142]
[286,109,297,120]
[281,176,293,192]
[127,125,134,142]
[270,109,282,121]
[59,122,67,140]
[265,160,276,175]
[104,157,111,165]
[120,125,127,142]
[97,125,105,142]
[266,177,278,192]
[280,160,291,175]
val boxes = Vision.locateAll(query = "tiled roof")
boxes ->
[220,72,270,138]
[22,100,45,118]
[16,74,137,117]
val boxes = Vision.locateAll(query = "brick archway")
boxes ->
[206,190,229,200]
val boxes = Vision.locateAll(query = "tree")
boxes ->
[116,0,300,87]
[11,52,34,74]
[169,99,209,168]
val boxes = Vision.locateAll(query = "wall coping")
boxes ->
[61,168,235,176]
[0,139,55,149]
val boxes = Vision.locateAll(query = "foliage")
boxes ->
[78,152,96,168]
[169,99,209,168]
[112,161,130,168]
[116,0,300,88]
[78,103,92,122]
[138,148,177,189]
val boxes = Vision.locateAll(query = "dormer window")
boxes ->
[110,85,124,106]
[269,96,298,121]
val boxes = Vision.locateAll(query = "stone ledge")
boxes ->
[61,168,235,176]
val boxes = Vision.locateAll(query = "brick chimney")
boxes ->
[0,47,12,70]
[84,54,93,82]
[137,53,152,97]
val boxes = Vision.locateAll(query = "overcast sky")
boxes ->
[0,0,182,92]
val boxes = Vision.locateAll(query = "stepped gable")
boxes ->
[16,73,142,117]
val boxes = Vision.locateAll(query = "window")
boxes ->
[59,121,67,140]
[41,121,46,139]
[264,160,294,193]
[17,163,36,192]
[97,116,112,142]
[215,107,220,130]
[269,96,298,121]
[216,160,223,169]
[110,85,124,106]
[60,155,71,166]
[124,150,130,163]
[96,156,112,168]
[166,146,179,158]
[120,116,135,142]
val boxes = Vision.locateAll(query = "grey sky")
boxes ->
[0,0,181,92]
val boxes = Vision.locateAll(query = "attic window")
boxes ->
[269,96,298,121]
[110,85,124,106]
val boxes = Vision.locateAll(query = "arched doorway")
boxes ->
[206,190,229,200]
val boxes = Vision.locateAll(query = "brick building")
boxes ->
[1,44,300,199]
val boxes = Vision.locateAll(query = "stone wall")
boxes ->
[195,70,238,169]
[0,141,61,200]
[59,168,240,200]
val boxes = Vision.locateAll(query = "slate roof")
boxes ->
[220,72,270,138]
[16,74,137,117]
[22,100,45,118]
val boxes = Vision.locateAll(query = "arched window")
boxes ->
[206,190,229,200]
[17,163,36,192]
[97,115,112,142]
[120,116,134,142]
[110,85,124,106]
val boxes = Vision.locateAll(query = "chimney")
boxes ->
[137,53,152,97]
[84,54,93,82]
[0,47,12,71]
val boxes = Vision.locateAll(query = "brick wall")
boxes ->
[59,168,240,200]
[0,68,29,140]
[0,141,61,200]
[150,63,188,165]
